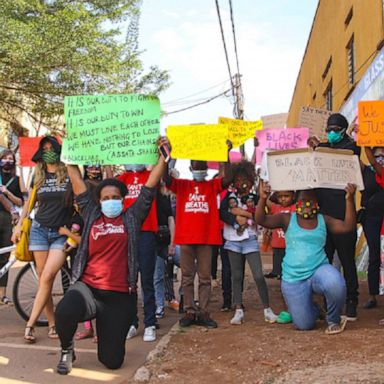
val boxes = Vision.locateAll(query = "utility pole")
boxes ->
[233,73,245,156]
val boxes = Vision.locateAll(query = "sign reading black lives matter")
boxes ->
[266,148,364,191]
[62,94,160,165]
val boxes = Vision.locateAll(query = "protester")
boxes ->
[264,191,295,280]
[117,164,159,342]
[54,138,169,375]
[256,181,357,334]
[359,147,384,309]
[0,149,26,304]
[220,161,277,325]
[12,136,72,342]
[311,113,360,320]
[164,156,233,328]
[153,181,176,319]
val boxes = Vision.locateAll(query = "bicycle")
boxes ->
[0,245,71,326]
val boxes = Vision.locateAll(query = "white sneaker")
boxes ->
[126,325,137,340]
[264,307,278,323]
[143,326,156,342]
[230,309,244,325]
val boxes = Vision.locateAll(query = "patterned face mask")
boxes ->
[42,150,60,164]
[296,199,319,219]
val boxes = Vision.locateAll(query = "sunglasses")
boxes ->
[325,125,343,133]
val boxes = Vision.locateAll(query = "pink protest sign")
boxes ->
[256,128,309,164]
[208,151,242,170]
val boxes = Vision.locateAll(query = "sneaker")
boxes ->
[126,325,137,340]
[179,312,196,327]
[168,299,179,311]
[221,304,231,312]
[264,307,278,323]
[56,348,76,375]
[155,306,165,319]
[196,313,218,329]
[264,272,277,279]
[143,326,156,342]
[230,309,244,325]
[277,311,292,324]
[346,301,357,321]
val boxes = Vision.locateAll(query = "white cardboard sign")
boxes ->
[266,148,364,191]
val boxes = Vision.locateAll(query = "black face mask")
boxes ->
[0,160,15,171]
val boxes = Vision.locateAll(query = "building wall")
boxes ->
[288,0,384,127]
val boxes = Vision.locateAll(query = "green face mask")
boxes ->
[42,150,59,164]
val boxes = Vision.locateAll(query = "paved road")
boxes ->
[0,264,179,384]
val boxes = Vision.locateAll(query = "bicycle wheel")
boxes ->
[12,263,71,327]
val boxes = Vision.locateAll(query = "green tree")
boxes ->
[0,0,170,134]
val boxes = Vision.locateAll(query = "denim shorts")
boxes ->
[29,220,66,251]
[224,235,260,254]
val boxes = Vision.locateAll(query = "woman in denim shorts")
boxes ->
[12,136,72,343]
[220,161,277,325]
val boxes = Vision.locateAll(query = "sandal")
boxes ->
[0,296,13,306]
[24,326,36,343]
[75,329,94,340]
[325,317,347,335]
[48,325,59,339]
[379,318,384,326]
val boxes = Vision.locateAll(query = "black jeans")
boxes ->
[324,230,358,304]
[0,211,12,288]
[362,216,383,296]
[55,281,136,370]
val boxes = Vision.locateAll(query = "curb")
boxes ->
[132,321,180,383]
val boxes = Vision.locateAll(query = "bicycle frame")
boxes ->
[0,245,17,280]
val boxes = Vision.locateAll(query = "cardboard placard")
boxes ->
[255,127,309,164]
[298,106,333,141]
[265,148,364,191]
[357,100,384,146]
[207,151,242,170]
[261,113,288,129]
[62,94,160,165]
[167,124,228,161]
[218,116,262,148]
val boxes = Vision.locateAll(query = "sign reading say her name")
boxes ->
[298,106,333,141]
[357,100,384,146]
[167,124,229,161]
[255,128,309,164]
[266,148,364,191]
[62,94,160,165]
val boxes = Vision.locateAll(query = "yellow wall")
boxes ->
[288,0,384,127]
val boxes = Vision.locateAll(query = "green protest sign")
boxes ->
[62,94,160,165]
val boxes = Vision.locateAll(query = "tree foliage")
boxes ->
[0,0,170,134]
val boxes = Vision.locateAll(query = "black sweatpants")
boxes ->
[324,230,359,304]
[55,281,137,370]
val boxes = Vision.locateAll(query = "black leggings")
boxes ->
[0,211,12,288]
[55,281,136,370]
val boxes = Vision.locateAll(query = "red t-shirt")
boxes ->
[376,171,384,188]
[81,215,129,292]
[270,203,296,249]
[118,170,158,232]
[169,177,223,245]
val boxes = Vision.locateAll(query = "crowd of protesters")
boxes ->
[0,113,382,374]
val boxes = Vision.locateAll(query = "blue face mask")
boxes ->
[327,130,344,144]
[101,199,123,218]
[191,170,207,182]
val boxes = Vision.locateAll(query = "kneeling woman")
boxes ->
[55,140,169,374]
[256,182,357,335]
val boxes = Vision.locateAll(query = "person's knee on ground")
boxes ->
[98,351,124,370]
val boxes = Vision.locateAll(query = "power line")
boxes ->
[215,0,235,96]
[165,88,233,115]
[229,0,241,75]
[162,78,233,106]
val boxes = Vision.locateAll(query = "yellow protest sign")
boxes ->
[357,101,384,146]
[218,116,263,148]
[167,124,229,161]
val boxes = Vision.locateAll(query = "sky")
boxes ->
[139,0,319,131]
